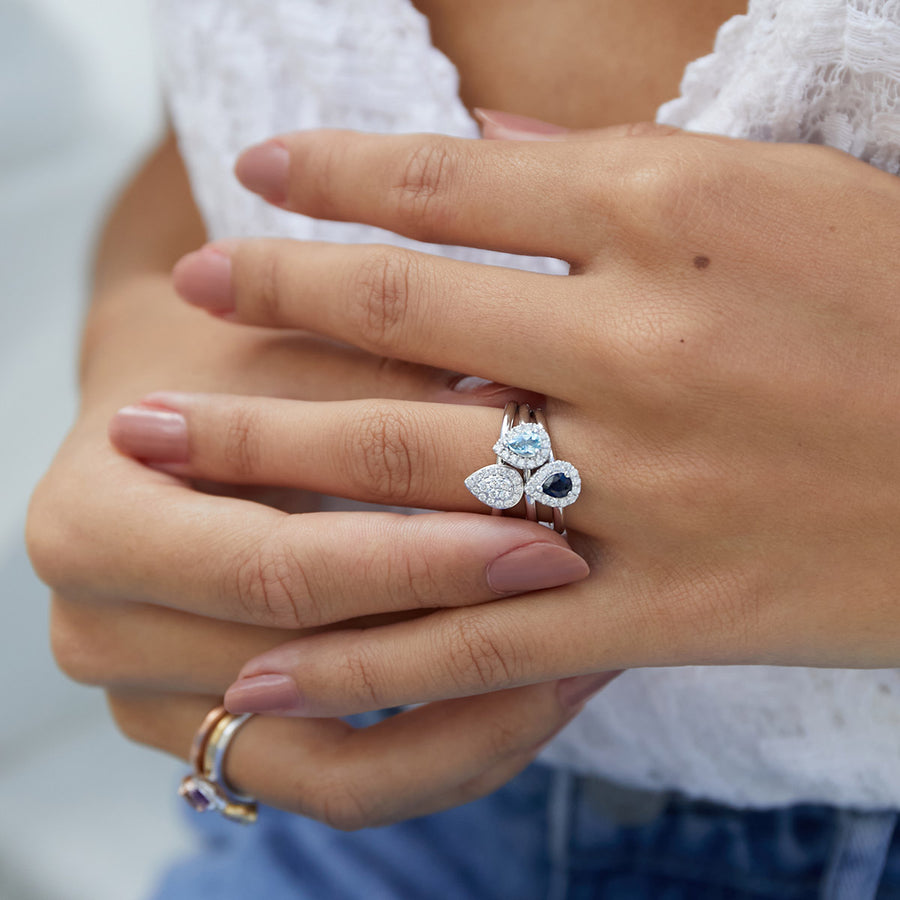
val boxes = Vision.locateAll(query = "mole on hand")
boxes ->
[693,255,710,270]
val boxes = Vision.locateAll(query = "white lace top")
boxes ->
[153,0,900,809]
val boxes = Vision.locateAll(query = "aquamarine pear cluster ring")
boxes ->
[464,401,581,534]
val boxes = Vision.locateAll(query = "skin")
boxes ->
[412,0,747,126]
[123,123,900,718]
[30,1,900,828]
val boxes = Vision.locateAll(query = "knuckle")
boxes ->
[338,640,382,708]
[393,138,459,235]
[618,146,732,242]
[26,478,80,592]
[254,248,289,323]
[49,599,106,685]
[380,526,442,610]
[346,405,418,503]
[230,531,312,629]
[625,155,700,228]
[222,404,264,479]
[352,247,417,350]
[444,615,515,693]
[482,711,529,759]
[309,770,376,831]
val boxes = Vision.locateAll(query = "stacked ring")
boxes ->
[178,705,258,825]
[465,402,581,533]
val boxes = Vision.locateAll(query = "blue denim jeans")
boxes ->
[151,762,900,899]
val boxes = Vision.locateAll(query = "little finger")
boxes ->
[108,672,616,829]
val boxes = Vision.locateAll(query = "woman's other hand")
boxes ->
[26,130,597,827]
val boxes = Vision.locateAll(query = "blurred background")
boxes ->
[1,1,196,897]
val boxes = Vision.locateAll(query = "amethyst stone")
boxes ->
[189,787,213,811]
[180,776,220,812]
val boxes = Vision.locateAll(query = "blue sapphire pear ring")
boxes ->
[465,401,580,533]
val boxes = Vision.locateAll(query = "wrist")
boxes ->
[79,273,259,413]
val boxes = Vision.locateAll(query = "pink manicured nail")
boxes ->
[109,405,188,462]
[487,543,589,595]
[474,108,569,141]
[557,671,620,711]
[234,140,290,203]
[225,674,301,715]
[172,246,234,314]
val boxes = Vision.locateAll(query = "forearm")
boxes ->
[79,130,260,418]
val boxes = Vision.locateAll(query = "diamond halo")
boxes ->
[524,460,582,509]
[464,464,524,510]
[492,422,552,470]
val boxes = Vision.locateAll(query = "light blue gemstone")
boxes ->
[507,433,542,457]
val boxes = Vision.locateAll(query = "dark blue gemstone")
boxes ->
[542,473,573,499]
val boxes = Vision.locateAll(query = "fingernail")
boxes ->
[234,139,290,203]
[557,671,620,711]
[109,404,189,462]
[172,246,234,314]
[473,108,569,141]
[487,543,589,595]
[450,375,496,393]
[448,375,520,400]
[224,674,301,715]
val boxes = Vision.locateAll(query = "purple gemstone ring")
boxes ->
[179,705,258,825]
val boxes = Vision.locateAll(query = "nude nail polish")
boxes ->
[172,246,234,314]
[225,674,301,715]
[557,672,620,711]
[234,140,290,203]
[109,405,189,462]
[486,543,589,594]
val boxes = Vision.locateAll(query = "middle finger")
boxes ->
[173,240,604,400]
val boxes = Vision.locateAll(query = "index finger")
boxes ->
[235,130,616,263]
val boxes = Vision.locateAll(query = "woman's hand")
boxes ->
[141,123,900,719]
[27,132,606,827]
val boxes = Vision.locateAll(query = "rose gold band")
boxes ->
[179,704,258,825]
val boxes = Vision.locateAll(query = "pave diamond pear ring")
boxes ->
[465,402,580,533]
[464,401,526,511]
[179,705,258,825]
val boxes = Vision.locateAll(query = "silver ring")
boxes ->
[489,401,522,517]
[465,402,580,532]
[210,713,255,803]
[179,705,258,825]
[527,407,566,534]
[518,404,539,524]
[465,401,528,511]
[522,405,581,532]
